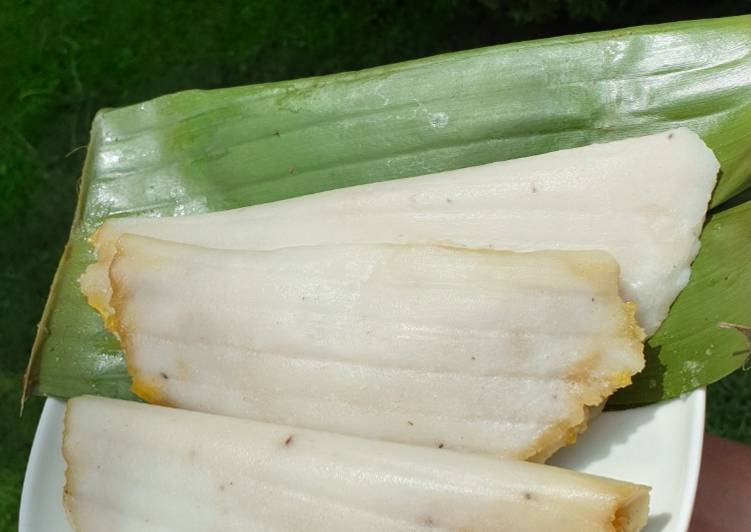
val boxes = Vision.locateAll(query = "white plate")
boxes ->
[20,392,705,532]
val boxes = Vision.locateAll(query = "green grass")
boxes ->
[707,368,751,441]
[1,1,749,529]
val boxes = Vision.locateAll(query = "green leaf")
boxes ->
[23,15,751,407]
[610,201,751,406]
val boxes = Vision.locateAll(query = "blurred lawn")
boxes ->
[1,0,749,529]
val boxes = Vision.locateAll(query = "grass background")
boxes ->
[2,0,750,528]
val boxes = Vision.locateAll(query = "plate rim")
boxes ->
[672,387,706,532]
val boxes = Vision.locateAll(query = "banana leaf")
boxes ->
[23,15,751,408]
[610,200,751,406]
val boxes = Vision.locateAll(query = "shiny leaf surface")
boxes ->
[24,15,751,407]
